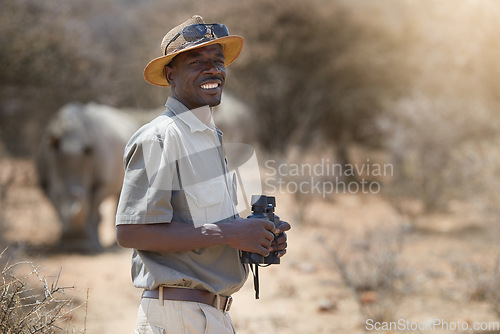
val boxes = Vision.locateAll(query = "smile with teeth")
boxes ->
[200,82,219,90]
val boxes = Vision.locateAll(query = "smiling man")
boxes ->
[115,15,290,333]
[166,44,226,110]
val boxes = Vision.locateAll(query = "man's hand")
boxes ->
[219,218,275,256]
[270,220,290,258]
[220,218,291,257]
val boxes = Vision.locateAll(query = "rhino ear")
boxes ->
[49,136,60,150]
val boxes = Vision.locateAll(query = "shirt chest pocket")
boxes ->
[184,178,231,227]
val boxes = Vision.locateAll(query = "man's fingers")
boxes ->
[277,249,287,258]
[270,241,287,252]
[270,232,287,246]
[256,245,270,257]
[269,233,287,252]
[274,220,291,234]
[251,218,276,232]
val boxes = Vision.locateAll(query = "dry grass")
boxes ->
[0,249,83,333]
[320,226,412,324]
[0,158,83,333]
[452,257,500,319]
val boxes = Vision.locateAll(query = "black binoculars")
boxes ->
[241,195,281,265]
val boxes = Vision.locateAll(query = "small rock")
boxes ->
[317,297,337,312]
[360,290,378,305]
[299,263,317,274]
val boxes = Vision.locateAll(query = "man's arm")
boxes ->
[116,218,289,256]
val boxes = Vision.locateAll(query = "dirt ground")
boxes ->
[1,158,500,334]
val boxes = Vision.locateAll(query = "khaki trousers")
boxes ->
[135,297,236,334]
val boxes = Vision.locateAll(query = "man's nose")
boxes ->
[204,61,223,74]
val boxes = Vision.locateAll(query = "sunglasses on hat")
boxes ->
[164,23,230,54]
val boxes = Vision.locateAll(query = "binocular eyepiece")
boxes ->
[241,195,281,265]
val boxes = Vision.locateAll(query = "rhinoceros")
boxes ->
[36,102,139,252]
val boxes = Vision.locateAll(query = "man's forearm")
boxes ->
[116,220,228,252]
[116,217,281,255]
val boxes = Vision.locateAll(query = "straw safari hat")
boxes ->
[143,15,244,87]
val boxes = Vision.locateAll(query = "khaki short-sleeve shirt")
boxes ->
[116,97,248,296]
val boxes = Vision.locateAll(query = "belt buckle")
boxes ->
[222,296,233,312]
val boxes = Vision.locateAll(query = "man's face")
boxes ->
[166,44,226,110]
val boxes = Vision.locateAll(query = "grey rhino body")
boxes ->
[36,102,139,251]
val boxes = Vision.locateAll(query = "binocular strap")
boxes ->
[249,262,273,299]
[250,263,259,299]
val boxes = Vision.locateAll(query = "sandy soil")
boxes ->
[1,158,500,334]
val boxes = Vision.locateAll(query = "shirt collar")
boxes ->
[165,97,214,133]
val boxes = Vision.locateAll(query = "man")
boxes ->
[115,15,290,333]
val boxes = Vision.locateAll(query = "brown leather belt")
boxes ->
[142,287,233,312]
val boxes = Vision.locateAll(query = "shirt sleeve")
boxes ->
[115,136,177,225]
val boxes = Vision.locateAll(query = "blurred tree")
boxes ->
[202,0,414,166]
[4,0,500,215]
[376,0,500,211]
[0,0,414,159]
[0,0,165,156]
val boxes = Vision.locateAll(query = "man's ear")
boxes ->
[164,65,175,86]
